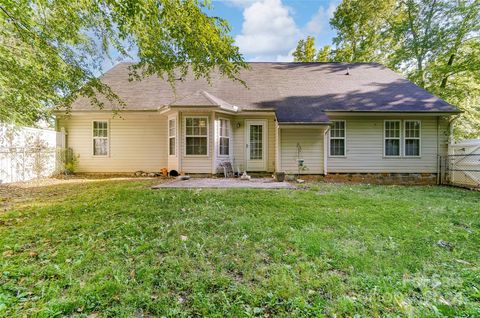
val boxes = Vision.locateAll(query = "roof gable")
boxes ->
[170,90,217,107]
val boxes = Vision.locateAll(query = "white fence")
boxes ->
[0,124,65,184]
[443,139,480,188]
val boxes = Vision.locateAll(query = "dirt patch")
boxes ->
[0,176,163,212]
[1,175,160,189]
[152,177,295,189]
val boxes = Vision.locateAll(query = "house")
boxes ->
[55,62,460,184]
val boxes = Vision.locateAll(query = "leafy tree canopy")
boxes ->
[294,0,480,139]
[292,36,332,62]
[0,0,246,125]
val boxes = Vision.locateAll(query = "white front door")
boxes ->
[246,120,267,171]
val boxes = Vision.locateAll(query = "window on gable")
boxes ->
[93,121,108,156]
[404,120,421,156]
[384,120,400,156]
[329,121,346,156]
[185,117,208,155]
[169,119,176,156]
[218,118,230,156]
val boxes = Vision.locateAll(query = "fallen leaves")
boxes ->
[3,250,13,257]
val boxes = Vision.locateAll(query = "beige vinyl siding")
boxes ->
[438,117,449,157]
[232,115,276,172]
[58,112,167,173]
[327,116,449,173]
[179,111,214,174]
[280,128,325,174]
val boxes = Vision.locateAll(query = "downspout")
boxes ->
[212,111,217,175]
[436,116,440,184]
[178,111,183,174]
[323,127,330,175]
[275,121,280,172]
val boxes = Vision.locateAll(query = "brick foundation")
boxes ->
[322,173,438,185]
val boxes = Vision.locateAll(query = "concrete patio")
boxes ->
[152,178,295,189]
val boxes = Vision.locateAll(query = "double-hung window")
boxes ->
[218,118,230,156]
[168,119,176,156]
[93,121,108,156]
[404,120,421,156]
[185,117,208,155]
[329,121,346,156]
[384,120,421,157]
[384,120,401,157]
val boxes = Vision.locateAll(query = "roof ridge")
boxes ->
[201,91,239,112]
[170,90,216,106]
[109,61,384,66]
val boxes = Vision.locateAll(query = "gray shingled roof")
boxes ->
[71,62,460,123]
[170,90,239,112]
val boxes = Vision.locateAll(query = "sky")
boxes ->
[206,0,340,62]
[101,0,340,72]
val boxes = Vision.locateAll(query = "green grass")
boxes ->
[1,180,479,317]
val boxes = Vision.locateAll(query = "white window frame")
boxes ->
[384,120,401,157]
[218,118,231,157]
[168,118,177,156]
[184,116,209,157]
[404,120,421,157]
[92,120,109,157]
[329,120,346,157]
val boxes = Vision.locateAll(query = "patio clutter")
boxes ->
[240,171,251,180]
[133,169,178,177]
[218,161,235,178]
[274,171,286,182]
[134,170,162,177]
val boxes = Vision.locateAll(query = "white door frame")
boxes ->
[245,119,268,171]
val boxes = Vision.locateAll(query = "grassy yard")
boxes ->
[0,179,479,317]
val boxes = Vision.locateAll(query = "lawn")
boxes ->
[0,179,479,317]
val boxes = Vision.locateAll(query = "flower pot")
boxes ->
[275,172,286,182]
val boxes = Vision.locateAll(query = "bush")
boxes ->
[57,147,79,175]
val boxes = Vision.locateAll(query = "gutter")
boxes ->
[160,105,240,114]
[53,109,158,114]
[323,110,463,114]
[277,122,332,126]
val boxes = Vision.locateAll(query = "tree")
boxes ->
[293,37,333,62]
[293,36,317,62]
[391,0,480,138]
[297,0,480,139]
[316,45,332,62]
[330,0,397,63]
[0,0,246,126]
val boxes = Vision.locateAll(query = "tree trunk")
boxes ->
[440,53,455,89]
